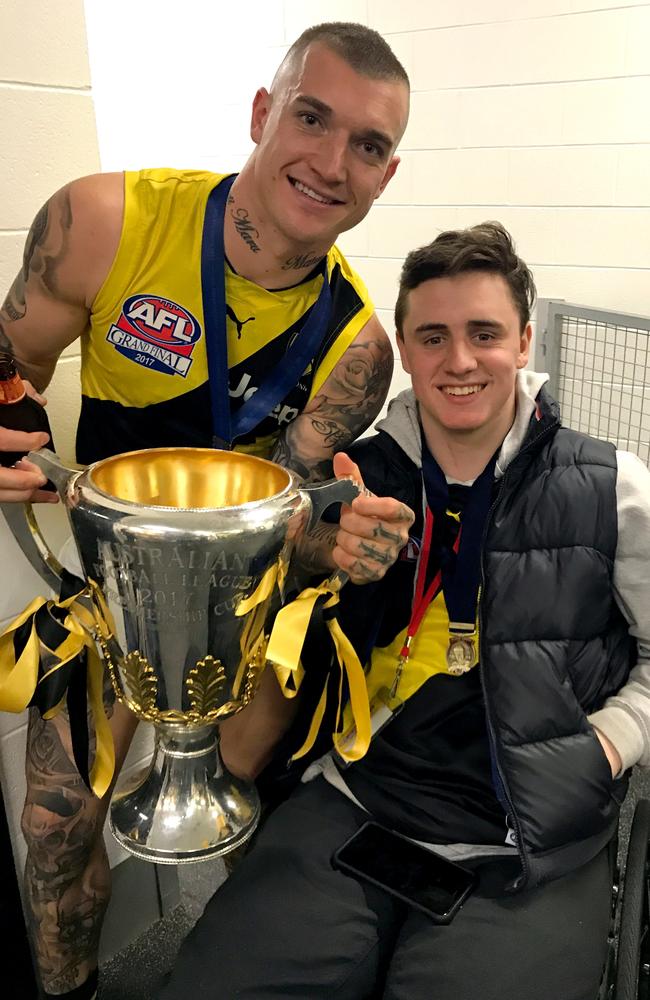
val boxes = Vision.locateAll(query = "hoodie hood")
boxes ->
[375,370,550,479]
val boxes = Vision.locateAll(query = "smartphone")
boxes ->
[332,821,476,924]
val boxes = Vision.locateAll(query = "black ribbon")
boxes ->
[17,570,94,790]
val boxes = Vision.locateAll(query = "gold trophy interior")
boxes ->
[89,447,291,509]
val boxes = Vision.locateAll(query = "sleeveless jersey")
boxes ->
[76,169,374,464]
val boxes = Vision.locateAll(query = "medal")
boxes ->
[446,635,476,675]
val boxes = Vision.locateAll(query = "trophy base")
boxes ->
[109,722,261,864]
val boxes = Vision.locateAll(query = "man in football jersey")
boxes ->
[0,22,412,999]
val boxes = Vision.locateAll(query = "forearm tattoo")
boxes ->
[274,334,393,484]
[22,670,115,992]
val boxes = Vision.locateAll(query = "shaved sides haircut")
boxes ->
[274,22,410,88]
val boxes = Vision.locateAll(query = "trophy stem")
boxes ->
[109,721,260,864]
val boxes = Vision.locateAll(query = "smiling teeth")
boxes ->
[293,180,335,204]
[443,385,484,395]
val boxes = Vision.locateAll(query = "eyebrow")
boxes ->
[413,320,505,334]
[294,95,394,149]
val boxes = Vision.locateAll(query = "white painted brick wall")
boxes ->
[85,1,650,401]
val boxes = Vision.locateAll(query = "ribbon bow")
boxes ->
[0,571,115,798]
[266,576,371,763]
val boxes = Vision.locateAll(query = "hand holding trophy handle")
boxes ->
[301,472,360,590]
[0,447,75,592]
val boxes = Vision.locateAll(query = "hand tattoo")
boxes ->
[347,559,383,583]
[358,540,393,565]
[372,522,403,544]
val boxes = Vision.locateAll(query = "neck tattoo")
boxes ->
[230,204,262,254]
[281,251,324,272]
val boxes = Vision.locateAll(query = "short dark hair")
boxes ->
[394,222,536,334]
[277,22,410,88]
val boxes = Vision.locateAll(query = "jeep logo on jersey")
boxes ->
[105,294,202,377]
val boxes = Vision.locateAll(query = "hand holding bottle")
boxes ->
[0,355,59,503]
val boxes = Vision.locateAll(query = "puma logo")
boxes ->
[226,306,255,339]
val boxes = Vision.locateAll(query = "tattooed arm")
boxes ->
[0,173,123,501]
[272,312,393,484]
[272,317,413,580]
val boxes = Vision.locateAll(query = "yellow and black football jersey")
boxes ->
[77,168,374,463]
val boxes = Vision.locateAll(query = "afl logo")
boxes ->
[122,294,200,347]
[106,294,202,377]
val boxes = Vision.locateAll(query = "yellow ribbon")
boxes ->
[0,584,116,798]
[266,577,371,763]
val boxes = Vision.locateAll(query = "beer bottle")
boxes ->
[0,353,55,469]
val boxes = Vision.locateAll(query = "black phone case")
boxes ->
[332,821,476,925]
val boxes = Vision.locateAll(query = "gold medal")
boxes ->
[446,635,476,675]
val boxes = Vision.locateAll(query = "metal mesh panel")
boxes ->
[536,302,650,467]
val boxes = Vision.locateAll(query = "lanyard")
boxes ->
[421,435,497,637]
[390,441,497,696]
[390,506,461,697]
[200,175,333,449]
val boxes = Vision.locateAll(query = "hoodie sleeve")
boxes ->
[588,450,650,771]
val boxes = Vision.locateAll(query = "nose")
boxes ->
[444,339,478,376]
[311,133,348,186]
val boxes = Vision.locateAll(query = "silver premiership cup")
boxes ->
[1,446,357,863]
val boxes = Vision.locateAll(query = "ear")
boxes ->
[250,88,272,144]
[375,155,400,200]
[396,331,412,375]
[517,322,533,369]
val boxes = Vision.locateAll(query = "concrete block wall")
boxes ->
[87,1,650,414]
[0,0,156,915]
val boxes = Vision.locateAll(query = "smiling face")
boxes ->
[247,43,409,249]
[397,271,532,450]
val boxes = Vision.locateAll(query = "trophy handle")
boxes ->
[300,476,362,590]
[301,476,361,531]
[1,448,76,592]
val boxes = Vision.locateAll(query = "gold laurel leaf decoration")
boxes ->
[123,652,159,721]
[186,656,227,721]
[98,637,125,704]
[242,639,267,707]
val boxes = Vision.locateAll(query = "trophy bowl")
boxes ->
[1,446,357,863]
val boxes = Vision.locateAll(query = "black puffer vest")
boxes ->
[298,387,634,890]
[479,391,633,888]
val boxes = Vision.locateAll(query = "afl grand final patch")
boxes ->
[106,294,202,377]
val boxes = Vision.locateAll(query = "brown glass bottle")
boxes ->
[0,353,55,469]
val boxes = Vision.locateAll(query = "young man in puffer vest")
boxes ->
[161,222,650,1000]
